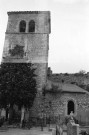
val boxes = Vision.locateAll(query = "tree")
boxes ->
[78,70,86,76]
[74,70,86,77]
[0,63,37,109]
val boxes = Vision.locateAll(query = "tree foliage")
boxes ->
[74,70,86,77]
[78,70,86,75]
[0,63,37,108]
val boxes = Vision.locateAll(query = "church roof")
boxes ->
[46,80,89,94]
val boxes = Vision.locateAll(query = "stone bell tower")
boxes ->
[2,11,51,92]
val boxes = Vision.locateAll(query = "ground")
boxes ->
[1,124,88,135]
[0,127,67,135]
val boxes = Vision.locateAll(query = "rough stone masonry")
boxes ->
[2,11,51,116]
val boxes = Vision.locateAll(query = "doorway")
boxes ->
[67,100,75,115]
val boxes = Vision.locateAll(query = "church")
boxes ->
[2,11,89,125]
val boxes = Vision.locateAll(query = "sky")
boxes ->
[0,0,89,73]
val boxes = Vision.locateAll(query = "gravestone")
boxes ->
[67,119,79,135]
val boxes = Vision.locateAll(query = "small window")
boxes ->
[19,20,26,32]
[29,20,35,32]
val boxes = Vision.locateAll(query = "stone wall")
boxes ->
[2,34,49,63]
[6,11,51,34]
[44,92,89,123]
[2,11,51,117]
[2,35,48,92]
[2,11,50,92]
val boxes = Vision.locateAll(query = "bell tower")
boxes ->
[2,11,51,92]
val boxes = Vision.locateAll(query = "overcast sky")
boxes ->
[0,0,89,73]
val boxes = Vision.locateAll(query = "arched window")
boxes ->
[67,100,75,115]
[29,20,35,32]
[19,20,26,32]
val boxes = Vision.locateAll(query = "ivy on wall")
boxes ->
[9,45,24,58]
